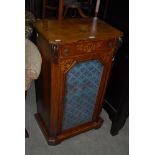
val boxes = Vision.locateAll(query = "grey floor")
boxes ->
[25,81,129,155]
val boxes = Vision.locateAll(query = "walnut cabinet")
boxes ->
[33,18,123,145]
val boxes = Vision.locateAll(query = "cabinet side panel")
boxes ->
[35,33,51,130]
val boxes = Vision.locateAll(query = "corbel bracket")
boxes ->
[51,43,59,63]
[116,37,123,50]
[112,37,123,61]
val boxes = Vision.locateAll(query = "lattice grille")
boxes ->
[62,60,104,130]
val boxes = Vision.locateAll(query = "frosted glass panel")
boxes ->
[62,60,104,130]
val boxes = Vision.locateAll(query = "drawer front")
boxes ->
[60,39,116,58]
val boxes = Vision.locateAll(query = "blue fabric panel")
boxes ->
[62,60,104,130]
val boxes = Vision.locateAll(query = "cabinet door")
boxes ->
[58,53,113,132]
[63,60,104,130]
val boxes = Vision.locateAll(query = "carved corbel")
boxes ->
[51,43,59,63]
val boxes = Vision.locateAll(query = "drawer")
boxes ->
[60,39,116,58]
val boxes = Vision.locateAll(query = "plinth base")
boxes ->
[35,113,104,145]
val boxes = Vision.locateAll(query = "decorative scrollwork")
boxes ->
[60,59,75,72]
[76,41,103,53]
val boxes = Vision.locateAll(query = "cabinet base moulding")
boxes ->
[35,113,104,145]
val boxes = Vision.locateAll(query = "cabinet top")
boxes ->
[33,18,123,44]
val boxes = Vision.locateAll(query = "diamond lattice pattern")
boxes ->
[62,60,104,130]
